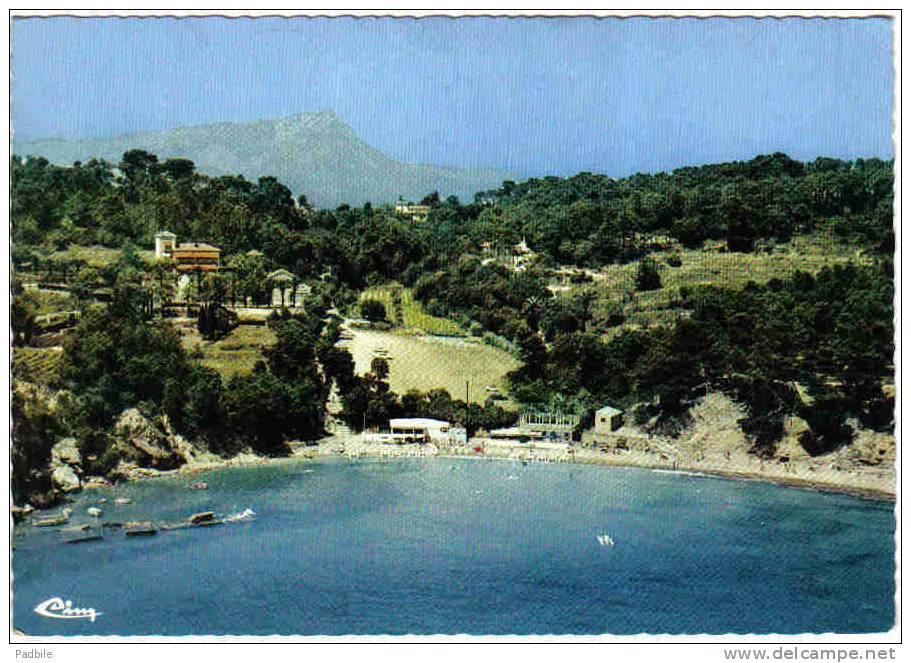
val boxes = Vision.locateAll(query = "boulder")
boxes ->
[82,476,114,490]
[168,432,199,465]
[51,465,81,493]
[109,460,163,482]
[113,408,180,469]
[51,437,82,467]
[11,504,34,523]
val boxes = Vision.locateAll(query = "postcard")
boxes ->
[8,10,899,645]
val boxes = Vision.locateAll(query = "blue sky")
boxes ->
[12,16,894,178]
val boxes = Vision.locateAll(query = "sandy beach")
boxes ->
[89,392,894,504]
[311,435,895,501]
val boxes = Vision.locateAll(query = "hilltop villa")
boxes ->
[155,231,221,272]
[394,202,431,222]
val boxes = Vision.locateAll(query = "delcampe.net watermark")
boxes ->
[724,648,897,661]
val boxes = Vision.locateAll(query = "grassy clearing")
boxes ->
[12,347,63,386]
[181,324,276,380]
[360,284,465,336]
[48,244,156,268]
[555,233,873,339]
[341,328,519,405]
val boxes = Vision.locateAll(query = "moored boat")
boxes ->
[33,508,72,527]
[61,524,103,543]
[188,511,215,525]
[124,521,157,536]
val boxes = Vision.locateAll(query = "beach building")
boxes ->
[362,418,462,446]
[594,405,624,434]
[488,426,543,442]
[486,411,579,444]
[518,411,579,444]
[585,404,652,453]
[246,249,265,258]
[389,418,451,444]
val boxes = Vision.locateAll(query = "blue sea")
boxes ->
[12,457,895,636]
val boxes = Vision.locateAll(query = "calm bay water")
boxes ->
[12,457,895,636]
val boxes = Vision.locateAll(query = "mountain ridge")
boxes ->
[13,111,514,208]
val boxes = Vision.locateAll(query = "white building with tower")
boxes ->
[155,230,177,259]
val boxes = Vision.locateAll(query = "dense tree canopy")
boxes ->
[12,151,893,285]
[11,149,895,467]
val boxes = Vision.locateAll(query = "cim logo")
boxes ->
[34,597,102,622]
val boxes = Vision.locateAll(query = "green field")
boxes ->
[48,244,156,268]
[360,284,465,336]
[558,233,873,338]
[181,324,276,380]
[341,328,519,405]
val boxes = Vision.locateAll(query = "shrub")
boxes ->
[197,303,238,340]
[799,397,854,456]
[360,299,387,322]
[739,414,784,459]
[635,258,662,291]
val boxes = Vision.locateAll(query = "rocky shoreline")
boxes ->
[13,394,895,520]
[13,439,893,524]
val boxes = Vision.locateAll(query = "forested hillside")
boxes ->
[11,149,894,506]
[12,150,893,272]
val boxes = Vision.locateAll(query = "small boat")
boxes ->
[87,507,102,517]
[190,482,209,490]
[34,509,72,527]
[61,524,103,544]
[188,511,215,525]
[597,534,615,547]
[114,497,132,505]
[124,521,157,536]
